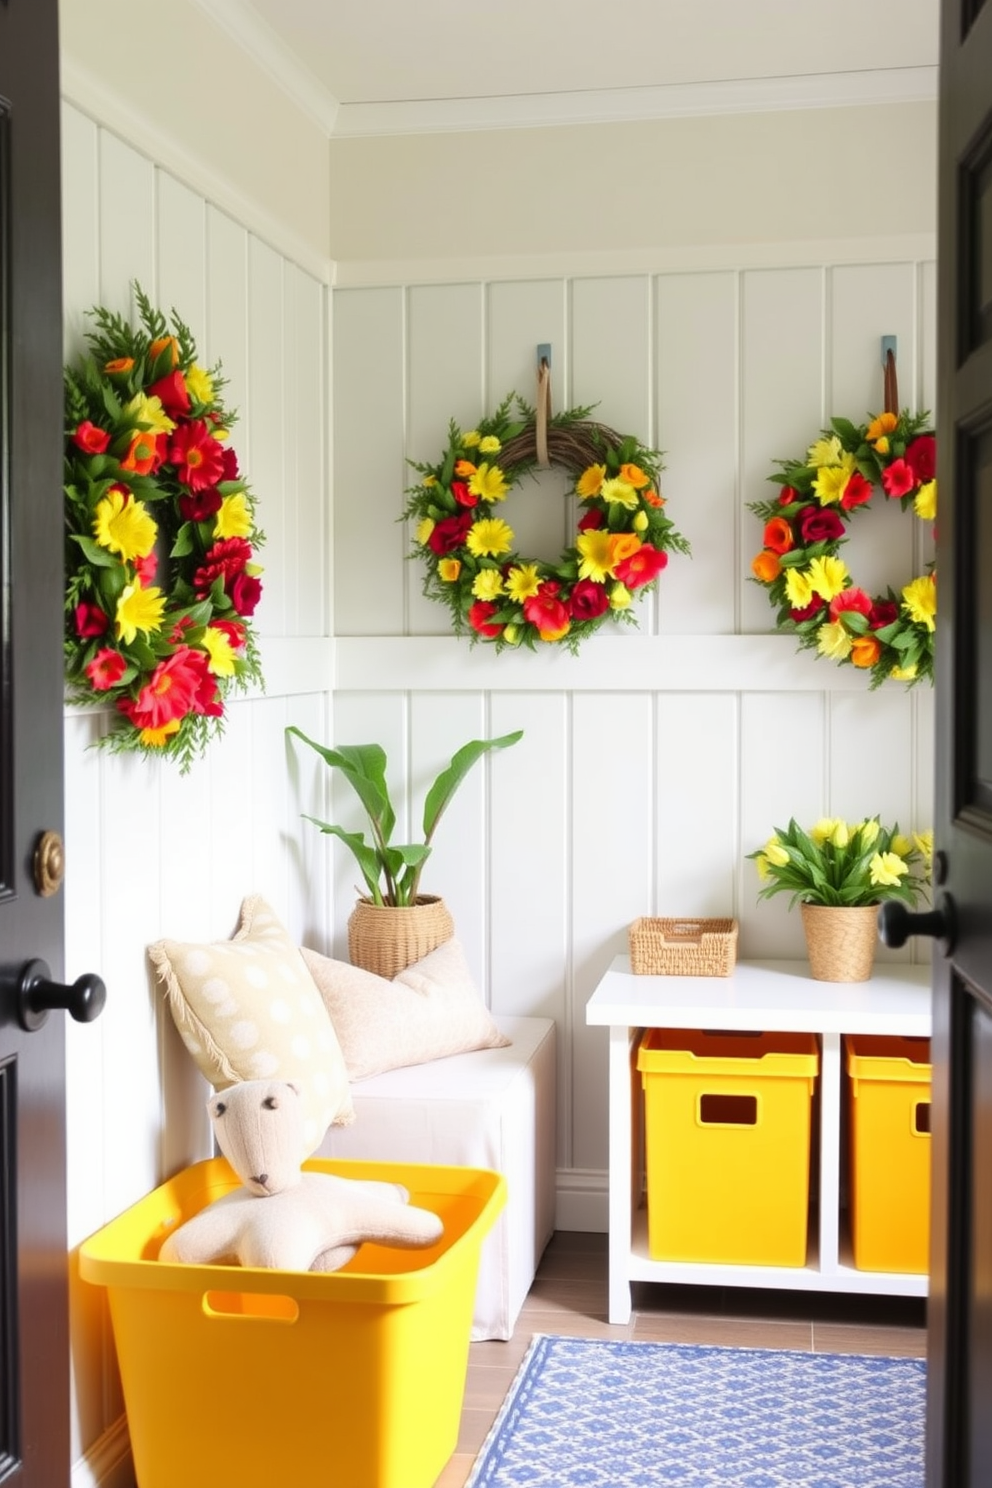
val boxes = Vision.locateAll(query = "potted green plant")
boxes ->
[747,816,932,982]
[286,725,523,976]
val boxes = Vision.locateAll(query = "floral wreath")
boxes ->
[748,409,936,688]
[64,284,265,769]
[403,394,689,653]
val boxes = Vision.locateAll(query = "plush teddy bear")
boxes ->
[159,1078,444,1272]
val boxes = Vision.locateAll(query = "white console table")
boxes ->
[586,955,932,1325]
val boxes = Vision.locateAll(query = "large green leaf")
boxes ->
[422,730,523,842]
[302,819,383,902]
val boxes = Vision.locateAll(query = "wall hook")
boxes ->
[537,343,552,370]
[881,335,897,366]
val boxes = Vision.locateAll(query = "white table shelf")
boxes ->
[586,955,931,1324]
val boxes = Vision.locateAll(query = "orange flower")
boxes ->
[120,430,159,475]
[762,516,794,555]
[619,462,651,489]
[752,550,782,583]
[866,411,898,442]
[454,459,477,477]
[643,488,666,507]
[104,357,134,374]
[850,635,882,669]
[149,335,179,368]
[608,532,643,566]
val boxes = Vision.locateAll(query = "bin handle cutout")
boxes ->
[698,1093,758,1127]
[914,1101,931,1135]
[202,1291,300,1324]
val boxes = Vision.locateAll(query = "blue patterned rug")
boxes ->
[466,1334,926,1487]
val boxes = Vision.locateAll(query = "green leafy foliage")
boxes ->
[286,727,524,905]
[747,816,932,910]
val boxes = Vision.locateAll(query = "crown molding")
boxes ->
[189,0,340,135]
[332,65,938,139]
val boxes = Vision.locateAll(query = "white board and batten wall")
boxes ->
[59,89,935,1488]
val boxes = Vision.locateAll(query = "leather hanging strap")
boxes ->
[883,348,899,415]
[536,357,551,467]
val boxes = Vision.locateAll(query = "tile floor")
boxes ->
[434,1230,928,1488]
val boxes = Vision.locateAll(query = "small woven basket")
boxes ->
[347,895,455,980]
[628,917,738,977]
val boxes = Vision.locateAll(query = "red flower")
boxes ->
[797,506,845,544]
[450,480,478,508]
[133,552,158,585]
[578,508,604,532]
[778,485,800,505]
[147,370,191,418]
[905,435,936,483]
[881,459,916,499]
[869,600,900,631]
[220,446,240,482]
[523,581,571,639]
[570,579,609,620]
[829,587,872,622]
[180,489,223,522]
[230,571,262,617]
[130,647,206,729]
[762,517,794,555]
[789,596,826,623]
[614,543,668,589]
[73,420,110,455]
[468,600,504,638]
[75,602,109,638]
[428,513,473,556]
[210,619,246,650]
[194,537,252,595]
[85,648,127,691]
[840,472,873,511]
[169,419,226,491]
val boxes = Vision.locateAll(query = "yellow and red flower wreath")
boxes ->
[748,410,936,688]
[403,394,689,653]
[63,285,265,769]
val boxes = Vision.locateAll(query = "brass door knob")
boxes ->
[33,831,65,897]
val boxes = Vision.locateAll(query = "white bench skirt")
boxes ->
[316,1016,557,1340]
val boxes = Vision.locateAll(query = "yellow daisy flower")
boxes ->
[471,569,505,601]
[115,583,166,645]
[504,564,542,603]
[902,574,936,631]
[816,621,853,660]
[914,481,936,521]
[93,488,157,562]
[465,518,514,558]
[576,464,606,498]
[468,463,509,503]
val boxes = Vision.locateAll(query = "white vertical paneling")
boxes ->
[281,692,332,943]
[289,269,328,636]
[406,283,486,634]
[206,208,249,412]
[487,281,569,571]
[830,263,919,604]
[656,693,740,915]
[656,272,738,635]
[247,240,287,636]
[60,106,100,355]
[156,175,206,346]
[409,692,490,981]
[97,133,155,316]
[739,690,827,960]
[740,268,825,633]
[333,288,406,635]
[571,693,654,1172]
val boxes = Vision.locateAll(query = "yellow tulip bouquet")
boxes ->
[748,816,932,909]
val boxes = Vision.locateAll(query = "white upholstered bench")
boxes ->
[316,1015,556,1340]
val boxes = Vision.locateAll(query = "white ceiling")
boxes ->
[194,0,940,136]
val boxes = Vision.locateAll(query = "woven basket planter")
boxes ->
[800,903,879,983]
[347,895,455,980]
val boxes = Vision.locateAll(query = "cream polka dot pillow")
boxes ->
[149,895,354,1155]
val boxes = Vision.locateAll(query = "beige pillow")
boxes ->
[300,937,510,1081]
[149,895,354,1154]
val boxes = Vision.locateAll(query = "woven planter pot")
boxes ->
[800,902,880,983]
[347,895,455,980]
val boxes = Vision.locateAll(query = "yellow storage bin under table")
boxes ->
[79,1156,505,1488]
[845,1033,931,1274]
[637,1028,819,1266]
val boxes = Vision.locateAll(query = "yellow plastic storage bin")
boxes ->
[79,1156,505,1488]
[637,1028,819,1265]
[845,1033,931,1273]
